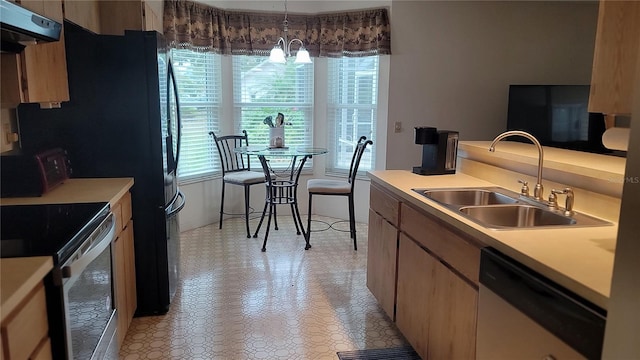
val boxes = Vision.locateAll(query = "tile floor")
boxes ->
[119,215,407,359]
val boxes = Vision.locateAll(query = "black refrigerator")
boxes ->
[17,21,185,316]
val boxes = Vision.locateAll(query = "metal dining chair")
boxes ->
[305,136,373,251]
[209,130,267,238]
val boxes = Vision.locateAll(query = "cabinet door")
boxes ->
[366,209,398,320]
[64,0,101,33]
[19,0,70,105]
[589,0,640,115]
[427,257,478,360]
[114,231,129,347]
[124,220,137,327]
[397,234,478,360]
[98,1,143,35]
[396,234,435,360]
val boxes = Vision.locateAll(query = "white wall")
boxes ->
[386,1,598,171]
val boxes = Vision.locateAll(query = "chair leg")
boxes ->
[273,190,279,231]
[348,194,357,251]
[262,203,274,252]
[305,193,313,250]
[253,198,269,238]
[290,204,301,235]
[244,186,251,238]
[219,182,226,229]
[292,186,303,236]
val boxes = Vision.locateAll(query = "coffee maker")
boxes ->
[412,127,459,175]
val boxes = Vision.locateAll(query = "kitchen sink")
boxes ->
[459,204,576,228]
[414,188,519,206]
[412,186,612,229]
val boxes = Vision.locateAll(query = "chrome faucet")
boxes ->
[489,131,545,200]
[550,188,574,215]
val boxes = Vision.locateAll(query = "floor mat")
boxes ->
[337,346,421,360]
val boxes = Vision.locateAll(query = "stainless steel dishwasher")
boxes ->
[477,248,606,360]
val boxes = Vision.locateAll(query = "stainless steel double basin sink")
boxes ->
[412,187,611,229]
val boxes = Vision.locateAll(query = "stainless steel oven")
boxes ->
[61,212,118,359]
[1,202,117,359]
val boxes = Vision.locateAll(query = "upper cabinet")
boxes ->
[99,0,163,35]
[1,0,70,107]
[63,0,101,34]
[588,0,640,116]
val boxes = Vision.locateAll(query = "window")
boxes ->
[327,56,378,176]
[232,56,314,169]
[171,49,221,182]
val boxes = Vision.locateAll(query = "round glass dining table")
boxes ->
[234,146,328,250]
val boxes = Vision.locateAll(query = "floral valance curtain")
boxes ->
[163,0,391,57]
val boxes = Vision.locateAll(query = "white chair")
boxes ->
[305,136,373,250]
[209,130,266,238]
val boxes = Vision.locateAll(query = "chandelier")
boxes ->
[269,0,311,64]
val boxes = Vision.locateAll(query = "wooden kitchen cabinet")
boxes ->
[395,233,434,358]
[588,0,640,115]
[113,192,137,347]
[366,183,400,320]
[63,0,101,34]
[366,210,398,320]
[396,232,478,360]
[397,203,480,360]
[12,0,70,106]
[0,283,52,360]
[99,0,163,35]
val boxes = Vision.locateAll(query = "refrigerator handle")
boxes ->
[167,59,182,172]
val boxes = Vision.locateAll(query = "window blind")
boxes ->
[326,56,378,176]
[171,49,222,182]
[232,56,314,169]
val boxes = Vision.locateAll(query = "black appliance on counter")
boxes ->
[412,127,459,175]
[17,21,185,316]
[1,203,117,359]
[1,147,71,197]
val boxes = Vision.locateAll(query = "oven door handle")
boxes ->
[61,214,116,282]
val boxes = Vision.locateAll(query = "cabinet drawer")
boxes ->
[112,191,133,232]
[120,191,133,223]
[401,203,481,284]
[370,183,400,227]
[2,283,49,360]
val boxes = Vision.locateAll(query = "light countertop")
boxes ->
[0,257,53,323]
[0,178,134,207]
[368,170,617,310]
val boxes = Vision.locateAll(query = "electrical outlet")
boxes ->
[394,121,401,133]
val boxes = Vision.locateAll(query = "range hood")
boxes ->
[0,0,61,53]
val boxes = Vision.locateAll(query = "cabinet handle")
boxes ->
[542,355,556,360]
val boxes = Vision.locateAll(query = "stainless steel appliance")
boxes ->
[412,127,458,175]
[1,147,71,197]
[477,248,606,360]
[17,21,185,316]
[1,202,117,359]
[0,0,61,53]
